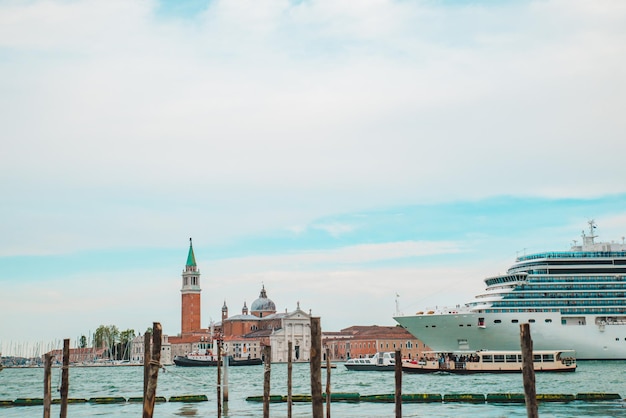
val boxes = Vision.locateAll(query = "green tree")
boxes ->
[79,335,87,349]
[93,325,120,359]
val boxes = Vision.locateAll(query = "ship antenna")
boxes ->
[588,219,597,244]
[395,293,403,316]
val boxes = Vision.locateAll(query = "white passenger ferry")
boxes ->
[344,352,396,371]
[394,221,626,360]
[402,350,576,374]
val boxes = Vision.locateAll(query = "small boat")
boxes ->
[402,350,576,374]
[173,351,263,367]
[344,352,396,371]
[321,363,337,369]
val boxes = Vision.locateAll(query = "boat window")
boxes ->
[542,354,554,362]
[494,355,505,363]
[529,319,536,323]
[545,319,552,323]
[511,319,519,323]
[459,324,464,327]
[494,320,502,324]
[482,355,493,362]
[533,354,542,362]
[505,354,517,363]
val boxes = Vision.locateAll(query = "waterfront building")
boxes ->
[268,303,312,362]
[323,325,431,361]
[220,288,312,362]
[130,334,173,365]
[44,347,107,365]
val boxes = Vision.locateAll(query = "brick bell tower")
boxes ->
[181,238,201,335]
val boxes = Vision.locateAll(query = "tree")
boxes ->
[93,325,120,359]
[79,335,87,349]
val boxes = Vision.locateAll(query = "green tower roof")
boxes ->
[186,238,197,267]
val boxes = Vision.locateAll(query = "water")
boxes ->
[1,361,625,417]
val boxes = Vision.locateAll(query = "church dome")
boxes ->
[250,285,276,314]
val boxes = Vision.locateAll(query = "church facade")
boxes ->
[220,286,312,363]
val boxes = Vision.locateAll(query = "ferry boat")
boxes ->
[344,352,396,371]
[394,221,626,360]
[173,351,263,367]
[402,350,576,374]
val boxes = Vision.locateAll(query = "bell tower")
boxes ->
[181,238,201,335]
[222,301,228,322]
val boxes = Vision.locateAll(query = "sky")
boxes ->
[1,0,626,356]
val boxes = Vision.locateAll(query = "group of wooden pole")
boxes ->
[41,319,538,418]
[261,319,539,418]
[43,338,68,418]
[42,322,166,418]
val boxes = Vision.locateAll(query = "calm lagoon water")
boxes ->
[1,361,625,417]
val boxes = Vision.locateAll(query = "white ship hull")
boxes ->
[394,311,626,360]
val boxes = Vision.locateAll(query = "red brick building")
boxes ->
[323,325,431,361]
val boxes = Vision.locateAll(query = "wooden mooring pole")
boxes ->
[143,331,151,396]
[217,339,222,418]
[310,317,323,418]
[287,341,293,418]
[43,352,52,418]
[263,345,271,418]
[395,349,402,418]
[520,323,538,418]
[325,346,331,418]
[223,348,229,403]
[143,322,162,418]
[60,338,70,418]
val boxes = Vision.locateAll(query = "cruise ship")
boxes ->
[394,221,626,360]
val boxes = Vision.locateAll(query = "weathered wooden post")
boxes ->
[395,349,402,418]
[310,317,323,418]
[223,347,229,403]
[143,322,162,418]
[325,346,331,418]
[143,331,151,396]
[43,352,52,418]
[60,338,70,418]
[217,339,222,418]
[287,341,293,418]
[263,345,271,418]
[520,323,538,418]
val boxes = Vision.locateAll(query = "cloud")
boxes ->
[2,0,625,209]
